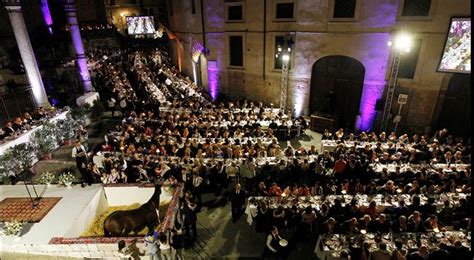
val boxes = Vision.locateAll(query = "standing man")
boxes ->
[107,97,116,117]
[229,183,246,223]
[71,140,91,187]
[192,171,203,209]
[182,197,198,244]
[263,226,284,260]
[240,158,256,192]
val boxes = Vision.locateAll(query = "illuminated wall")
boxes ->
[207,60,219,101]
[167,0,471,132]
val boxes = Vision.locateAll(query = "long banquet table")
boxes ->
[245,193,468,225]
[314,231,470,260]
[0,110,69,155]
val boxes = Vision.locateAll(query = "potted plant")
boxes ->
[90,98,104,120]
[10,143,35,171]
[56,118,79,146]
[32,122,57,160]
[58,171,76,188]
[2,220,26,237]
[0,151,15,184]
[70,105,90,126]
[39,171,55,186]
[0,143,35,184]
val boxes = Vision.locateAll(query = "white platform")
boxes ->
[0,184,102,245]
[0,184,174,257]
[76,92,99,107]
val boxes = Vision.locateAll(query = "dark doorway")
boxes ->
[436,74,471,137]
[309,56,365,130]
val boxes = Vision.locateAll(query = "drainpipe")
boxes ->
[200,0,206,48]
[263,0,266,80]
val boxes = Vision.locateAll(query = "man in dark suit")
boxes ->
[427,243,449,260]
[71,140,91,187]
[182,197,198,244]
[408,245,428,260]
[371,213,391,233]
[3,122,15,137]
[447,240,470,260]
[230,183,246,223]
[407,211,426,232]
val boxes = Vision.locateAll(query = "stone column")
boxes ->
[61,0,93,93]
[2,0,50,107]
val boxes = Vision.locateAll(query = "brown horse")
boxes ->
[103,183,161,237]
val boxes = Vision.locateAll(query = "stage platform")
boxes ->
[0,184,176,258]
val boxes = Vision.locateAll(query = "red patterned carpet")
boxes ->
[0,197,62,222]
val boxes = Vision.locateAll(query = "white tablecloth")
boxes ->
[314,235,341,260]
[0,111,69,155]
[244,203,258,225]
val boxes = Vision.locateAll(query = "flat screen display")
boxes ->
[126,16,155,35]
[437,17,471,74]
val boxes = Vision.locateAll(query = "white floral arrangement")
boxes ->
[2,220,25,236]
[58,172,76,185]
[39,171,55,184]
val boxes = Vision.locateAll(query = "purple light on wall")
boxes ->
[207,60,219,101]
[41,0,53,34]
[357,33,392,131]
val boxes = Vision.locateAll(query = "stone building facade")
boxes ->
[166,0,471,133]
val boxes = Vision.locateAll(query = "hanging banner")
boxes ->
[191,37,209,63]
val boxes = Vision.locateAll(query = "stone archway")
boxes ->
[309,55,365,130]
[435,74,471,137]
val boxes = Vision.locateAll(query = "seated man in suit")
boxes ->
[425,215,445,232]
[407,211,426,233]
[391,215,409,233]
[371,213,391,233]
[3,122,16,137]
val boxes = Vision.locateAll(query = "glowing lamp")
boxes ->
[282,54,290,62]
[390,33,413,53]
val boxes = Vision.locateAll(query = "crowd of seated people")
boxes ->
[83,46,470,258]
[87,47,306,184]
[248,128,470,259]
[0,107,57,142]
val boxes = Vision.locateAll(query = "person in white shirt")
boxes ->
[192,171,203,208]
[144,231,159,260]
[263,226,284,259]
[158,230,174,260]
[71,140,91,187]
[107,97,116,117]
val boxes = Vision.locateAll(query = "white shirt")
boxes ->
[71,145,87,158]
[266,233,281,253]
